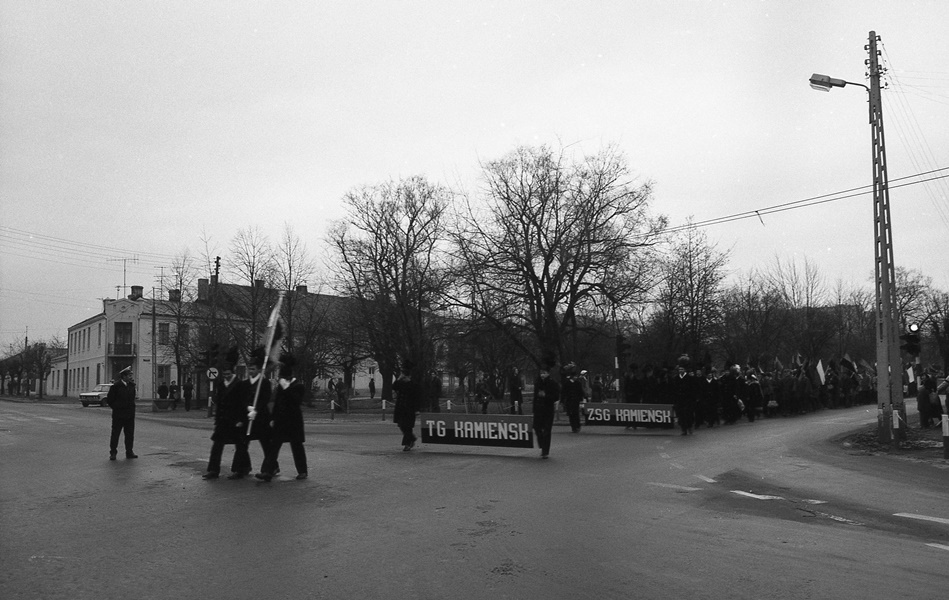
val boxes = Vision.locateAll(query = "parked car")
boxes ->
[80,384,112,407]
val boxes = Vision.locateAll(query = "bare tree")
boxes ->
[451,144,666,367]
[894,266,933,329]
[327,176,452,405]
[273,223,318,354]
[228,225,277,349]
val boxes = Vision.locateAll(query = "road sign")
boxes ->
[206,367,219,379]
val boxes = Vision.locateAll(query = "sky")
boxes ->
[2,0,948,351]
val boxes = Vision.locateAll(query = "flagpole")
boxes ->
[248,291,285,432]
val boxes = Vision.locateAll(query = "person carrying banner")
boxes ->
[393,360,421,451]
[244,346,273,467]
[257,354,307,481]
[533,354,560,458]
[203,348,252,479]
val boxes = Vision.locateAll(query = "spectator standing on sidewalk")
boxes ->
[182,378,194,412]
[169,380,179,410]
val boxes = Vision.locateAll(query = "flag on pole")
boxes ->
[250,292,286,418]
[859,358,874,373]
[816,359,826,386]
[774,356,785,372]
[840,354,857,374]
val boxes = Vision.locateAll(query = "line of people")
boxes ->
[202,347,308,482]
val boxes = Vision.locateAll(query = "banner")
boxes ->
[582,403,675,428]
[419,413,534,448]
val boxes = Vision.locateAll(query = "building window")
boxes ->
[159,323,170,345]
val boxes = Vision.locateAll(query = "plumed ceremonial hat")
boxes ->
[249,345,266,368]
[677,354,691,368]
[119,366,133,376]
[279,354,296,379]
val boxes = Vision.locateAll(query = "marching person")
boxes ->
[669,355,697,435]
[203,349,252,480]
[533,354,560,458]
[106,366,138,460]
[561,363,585,433]
[392,360,420,451]
[256,354,307,481]
[244,347,273,469]
[183,378,194,412]
[508,367,524,415]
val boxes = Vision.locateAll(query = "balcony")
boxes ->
[108,343,137,357]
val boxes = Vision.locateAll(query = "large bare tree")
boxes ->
[451,144,666,367]
[327,176,452,404]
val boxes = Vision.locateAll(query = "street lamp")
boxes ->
[809,31,905,443]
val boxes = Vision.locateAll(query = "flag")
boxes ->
[816,360,825,386]
[840,354,856,374]
[859,358,874,373]
[774,356,785,371]
[791,352,803,368]
[906,366,915,384]
[261,292,286,367]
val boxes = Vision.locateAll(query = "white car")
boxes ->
[80,384,112,407]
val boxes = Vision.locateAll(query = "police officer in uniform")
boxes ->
[107,366,137,460]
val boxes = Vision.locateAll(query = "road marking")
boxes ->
[670,462,684,470]
[36,416,61,422]
[647,482,703,492]
[659,453,670,459]
[926,543,949,552]
[802,499,828,505]
[695,475,716,483]
[731,490,785,500]
[894,513,949,526]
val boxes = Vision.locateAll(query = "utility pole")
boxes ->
[152,287,158,403]
[867,31,905,443]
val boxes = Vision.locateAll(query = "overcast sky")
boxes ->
[2,0,948,351]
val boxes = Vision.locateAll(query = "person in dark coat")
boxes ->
[561,362,585,433]
[157,381,169,400]
[106,366,138,460]
[508,367,524,415]
[392,360,420,451]
[257,354,307,481]
[532,355,560,458]
[669,355,697,436]
[169,380,180,410]
[203,349,252,479]
[182,378,194,411]
[244,346,273,468]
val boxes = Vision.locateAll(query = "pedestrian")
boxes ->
[591,375,605,403]
[157,381,169,400]
[669,355,697,435]
[508,367,524,415]
[106,366,138,460]
[183,378,194,411]
[532,354,560,458]
[368,377,376,401]
[203,348,252,480]
[257,354,307,481]
[392,360,420,451]
[475,377,490,414]
[169,380,179,410]
[244,347,273,469]
[744,371,762,422]
[561,363,585,433]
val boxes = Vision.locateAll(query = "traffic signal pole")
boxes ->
[867,31,905,443]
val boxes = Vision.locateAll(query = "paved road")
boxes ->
[1,400,947,599]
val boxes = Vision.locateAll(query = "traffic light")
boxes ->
[615,334,632,357]
[899,324,921,356]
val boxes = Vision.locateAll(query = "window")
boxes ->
[159,323,170,345]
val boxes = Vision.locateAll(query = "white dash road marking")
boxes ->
[894,513,949,526]
[731,490,785,501]
[695,475,717,483]
[802,499,828,505]
[670,462,685,470]
[659,453,671,459]
[647,482,703,492]
[926,543,949,552]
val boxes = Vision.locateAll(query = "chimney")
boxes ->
[295,285,308,294]
[198,279,208,302]
[168,289,181,303]
[129,285,144,300]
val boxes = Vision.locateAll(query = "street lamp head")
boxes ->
[809,73,848,92]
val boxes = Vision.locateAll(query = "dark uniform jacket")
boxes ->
[211,376,247,444]
[532,375,561,421]
[392,376,420,427]
[106,379,137,419]
[243,375,273,441]
[271,378,306,444]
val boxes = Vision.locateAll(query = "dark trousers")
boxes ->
[564,401,581,432]
[399,423,417,447]
[206,439,252,474]
[533,411,554,456]
[263,440,307,475]
[110,416,135,454]
[184,396,192,411]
